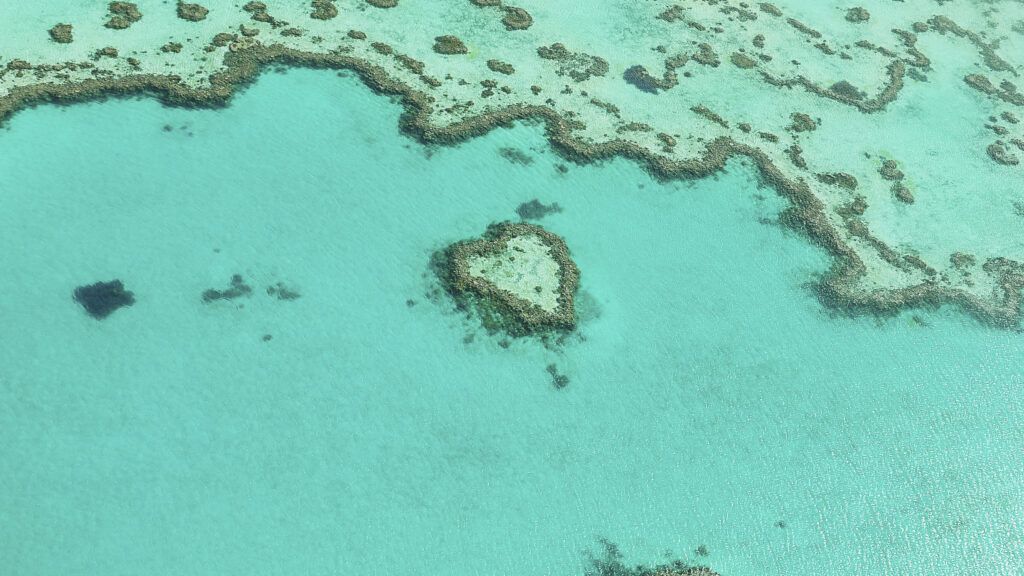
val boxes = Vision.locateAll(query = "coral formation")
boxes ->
[501,6,533,31]
[267,282,301,300]
[48,24,73,44]
[104,2,142,30]
[499,147,533,165]
[202,274,252,303]
[846,7,870,23]
[177,2,209,22]
[516,199,562,220]
[988,142,1020,165]
[538,43,609,82]
[311,0,338,20]
[436,222,578,336]
[433,35,468,55]
[74,280,135,319]
[243,1,285,27]
[546,364,569,388]
[585,540,718,576]
[788,112,817,132]
[730,52,757,69]
[487,59,515,75]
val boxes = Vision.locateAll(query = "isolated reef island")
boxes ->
[3,0,1024,327]
[436,222,578,337]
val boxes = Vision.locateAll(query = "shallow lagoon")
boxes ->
[2,68,1024,576]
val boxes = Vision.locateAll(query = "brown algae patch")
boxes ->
[437,222,578,336]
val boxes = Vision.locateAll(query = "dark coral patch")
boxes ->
[546,363,569,388]
[586,540,718,576]
[310,0,338,20]
[49,24,74,44]
[104,2,142,30]
[74,280,135,319]
[202,274,252,302]
[501,6,533,30]
[177,2,209,22]
[433,35,468,55]
[266,282,301,300]
[516,199,562,220]
[623,65,661,94]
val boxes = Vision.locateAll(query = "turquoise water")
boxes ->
[2,68,1024,575]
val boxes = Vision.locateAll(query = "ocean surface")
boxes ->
[2,67,1024,576]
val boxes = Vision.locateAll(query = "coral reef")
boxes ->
[988,142,1020,165]
[433,35,468,55]
[311,0,338,20]
[788,112,817,132]
[177,2,209,22]
[74,280,135,319]
[48,24,73,44]
[436,222,578,336]
[487,59,515,75]
[516,199,563,220]
[243,1,285,27]
[730,52,757,69]
[501,6,533,31]
[104,2,142,30]
[546,364,569,388]
[202,274,252,303]
[586,540,718,576]
[538,43,609,82]
[499,147,533,164]
[846,7,870,23]
[267,282,301,300]
[3,0,1024,330]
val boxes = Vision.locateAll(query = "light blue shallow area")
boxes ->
[2,68,1024,576]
